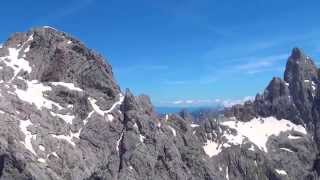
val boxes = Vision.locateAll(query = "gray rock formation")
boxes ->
[0,27,219,180]
[225,48,319,126]
[223,47,320,179]
[0,27,320,180]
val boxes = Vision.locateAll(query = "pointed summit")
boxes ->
[291,47,304,59]
[284,47,318,84]
[2,27,120,99]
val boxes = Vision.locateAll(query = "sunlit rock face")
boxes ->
[0,27,125,180]
[0,27,320,180]
[0,27,217,180]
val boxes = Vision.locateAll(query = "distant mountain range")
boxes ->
[0,27,319,180]
[156,106,222,114]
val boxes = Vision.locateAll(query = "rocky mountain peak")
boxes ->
[2,27,120,98]
[291,47,304,59]
[284,47,318,84]
[0,27,222,180]
[225,47,320,126]
[0,27,128,179]
[264,77,290,100]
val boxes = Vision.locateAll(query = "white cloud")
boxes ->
[164,80,188,85]
[217,96,255,108]
[172,100,184,105]
[160,96,254,107]
[185,100,194,104]
[236,61,272,70]
[226,53,288,75]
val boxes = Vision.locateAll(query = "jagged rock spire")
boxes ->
[284,47,318,84]
[226,47,319,126]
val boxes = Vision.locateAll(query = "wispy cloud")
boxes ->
[160,99,216,107]
[164,75,218,86]
[233,53,288,74]
[216,96,255,108]
[203,40,283,62]
[164,53,288,86]
[202,27,320,65]
[164,80,189,85]
[160,96,254,107]
[236,60,272,70]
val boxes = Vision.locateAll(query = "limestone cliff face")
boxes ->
[0,27,217,180]
[222,48,320,179]
[0,27,320,180]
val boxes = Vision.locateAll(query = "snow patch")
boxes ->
[275,169,287,176]
[156,121,161,128]
[139,134,146,143]
[280,147,294,152]
[39,145,45,151]
[203,139,222,157]
[43,26,57,30]
[133,123,138,129]
[190,123,200,128]
[51,130,81,146]
[248,145,255,151]
[226,166,229,180]
[88,94,124,122]
[23,46,30,53]
[288,134,302,139]
[47,152,58,158]
[107,114,114,122]
[221,117,307,152]
[19,120,37,155]
[168,126,176,136]
[116,132,124,152]
[37,158,46,163]
[15,80,63,110]
[51,82,83,92]
[312,81,316,91]
[83,111,94,125]
[0,47,32,81]
[50,112,74,124]
[0,34,33,81]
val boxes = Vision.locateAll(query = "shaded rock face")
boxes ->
[254,77,300,123]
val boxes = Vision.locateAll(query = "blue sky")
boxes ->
[1,0,320,107]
